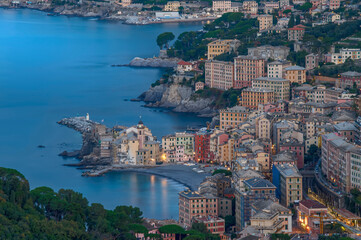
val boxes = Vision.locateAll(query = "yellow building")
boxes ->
[252,77,290,101]
[219,106,251,130]
[207,39,240,60]
[274,164,303,207]
[258,14,273,31]
[136,141,160,165]
[241,87,274,109]
[218,138,235,163]
[164,1,181,11]
[285,66,306,84]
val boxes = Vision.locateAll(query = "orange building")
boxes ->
[241,87,274,109]
[285,65,306,84]
[234,56,265,89]
[219,106,251,130]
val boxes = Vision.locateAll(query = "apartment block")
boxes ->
[273,164,303,207]
[205,60,234,90]
[288,26,305,41]
[258,14,273,31]
[267,60,292,78]
[252,77,290,101]
[179,190,219,228]
[195,130,212,163]
[207,39,240,60]
[331,48,361,65]
[241,87,274,109]
[285,66,306,84]
[234,56,265,89]
[235,177,276,230]
[219,106,251,130]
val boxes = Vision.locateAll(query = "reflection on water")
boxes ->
[0,8,201,219]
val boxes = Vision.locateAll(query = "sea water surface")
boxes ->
[0,8,205,219]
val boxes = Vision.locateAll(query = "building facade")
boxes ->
[205,60,234,90]
[234,56,266,89]
[241,87,274,109]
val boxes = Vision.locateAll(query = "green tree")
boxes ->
[156,32,175,49]
[288,14,295,28]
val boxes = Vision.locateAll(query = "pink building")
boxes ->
[234,56,265,89]
[329,0,340,10]
[279,140,304,169]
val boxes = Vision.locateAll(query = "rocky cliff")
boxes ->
[139,83,218,117]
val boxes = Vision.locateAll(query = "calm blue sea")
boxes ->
[0,8,205,219]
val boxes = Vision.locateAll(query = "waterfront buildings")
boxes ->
[162,132,195,162]
[219,106,251,130]
[257,14,273,32]
[241,87,274,109]
[194,130,212,163]
[207,39,240,60]
[252,77,290,101]
[285,66,306,84]
[272,164,303,207]
[164,1,180,11]
[177,60,193,73]
[205,60,234,90]
[234,56,266,89]
[212,0,238,13]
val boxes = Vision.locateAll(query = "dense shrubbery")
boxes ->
[314,59,361,77]
[0,167,143,239]
[167,13,258,61]
[192,88,242,109]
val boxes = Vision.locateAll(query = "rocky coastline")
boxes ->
[112,57,180,68]
[138,83,218,117]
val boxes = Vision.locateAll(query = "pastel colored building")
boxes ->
[194,130,212,163]
[234,56,265,89]
[252,77,290,101]
[288,26,305,41]
[207,39,240,60]
[272,164,303,207]
[205,60,234,90]
[258,14,273,31]
[179,190,219,228]
[241,87,274,109]
[285,65,306,84]
[219,106,251,130]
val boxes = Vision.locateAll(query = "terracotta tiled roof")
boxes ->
[178,60,192,65]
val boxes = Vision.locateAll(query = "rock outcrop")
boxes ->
[139,83,217,117]
[128,57,179,68]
